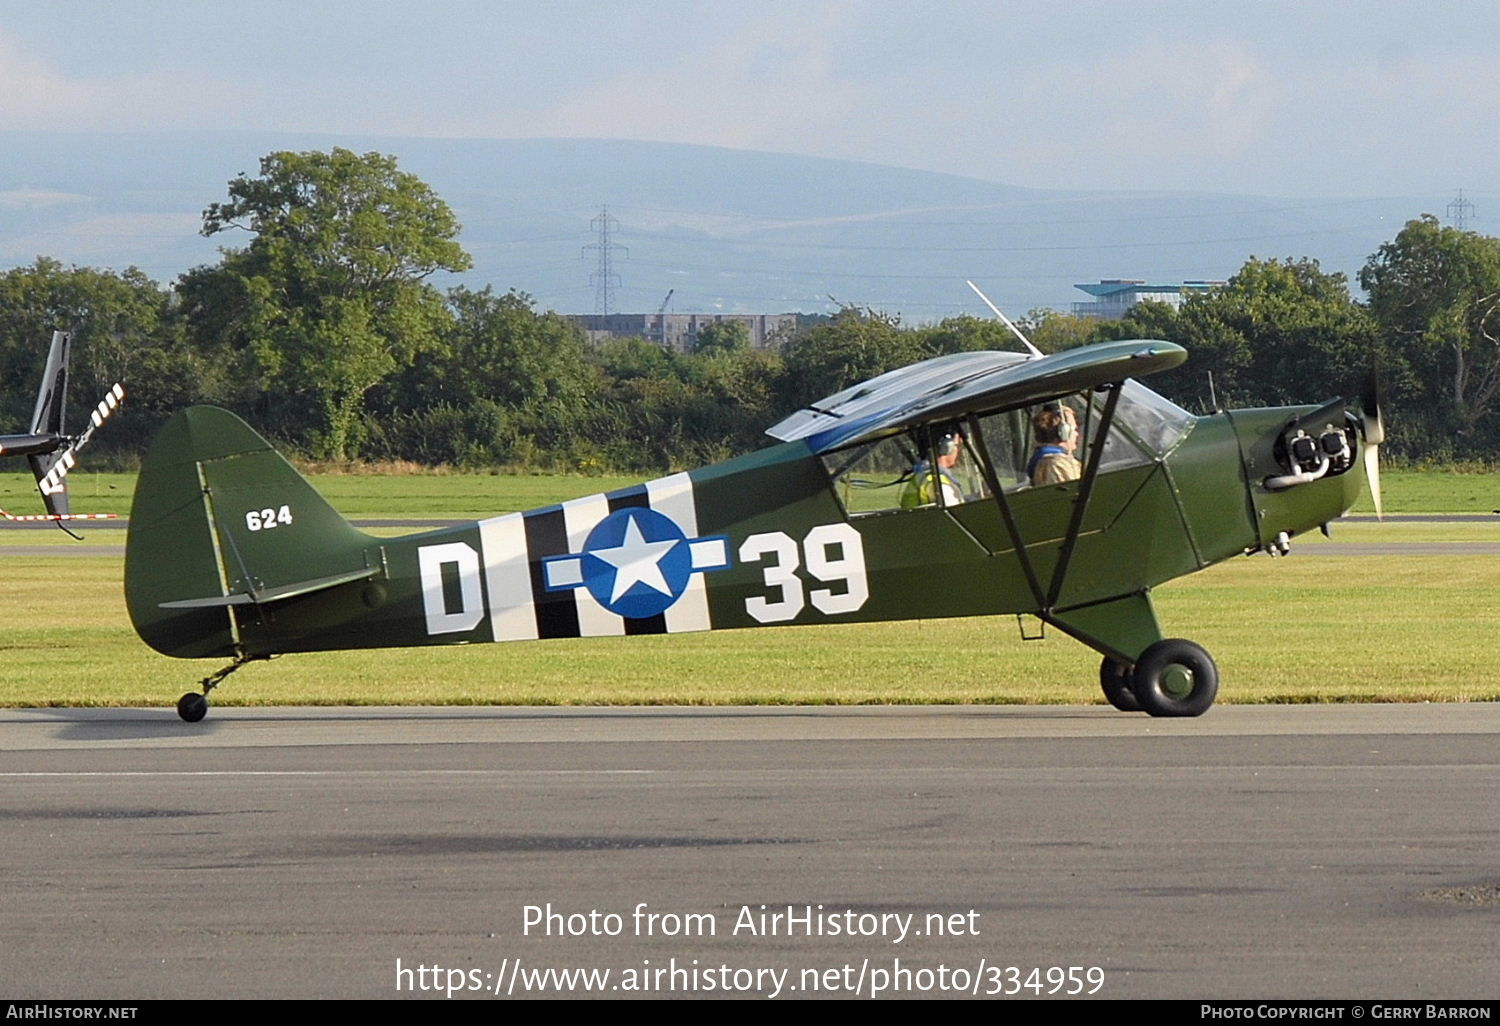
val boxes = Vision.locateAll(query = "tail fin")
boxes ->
[14,329,126,520]
[125,406,378,659]
[27,330,74,517]
[29,330,70,437]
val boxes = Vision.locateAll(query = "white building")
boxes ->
[1072,279,1223,320]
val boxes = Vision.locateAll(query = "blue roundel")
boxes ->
[580,507,693,619]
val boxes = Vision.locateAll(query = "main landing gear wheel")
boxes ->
[1099,656,1140,712]
[177,692,208,723]
[1130,638,1219,717]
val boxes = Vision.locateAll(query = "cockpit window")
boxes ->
[973,394,1096,491]
[820,380,1194,516]
[821,434,920,515]
[821,425,986,515]
[1107,380,1195,458]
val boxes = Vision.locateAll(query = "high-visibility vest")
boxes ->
[900,464,960,508]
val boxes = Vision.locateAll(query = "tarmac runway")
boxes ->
[1,704,1494,1000]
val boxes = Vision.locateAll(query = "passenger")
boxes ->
[1028,403,1082,485]
[900,426,965,508]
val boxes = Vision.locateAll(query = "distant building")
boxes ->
[1072,279,1224,320]
[569,312,797,353]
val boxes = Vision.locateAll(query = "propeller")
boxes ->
[1360,370,1385,520]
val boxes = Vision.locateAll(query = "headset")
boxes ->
[1040,403,1076,443]
[934,427,963,457]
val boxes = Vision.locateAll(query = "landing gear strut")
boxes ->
[176,653,267,723]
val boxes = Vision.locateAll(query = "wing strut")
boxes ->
[963,412,1047,610]
[1046,382,1123,610]
[962,382,1126,616]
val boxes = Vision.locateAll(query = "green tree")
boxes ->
[780,306,923,409]
[1360,215,1500,454]
[1015,310,1099,355]
[693,319,750,355]
[371,287,600,466]
[184,148,471,458]
[1109,259,1376,412]
[593,335,676,382]
[420,287,595,410]
[676,344,787,460]
[0,258,198,450]
[918,315,1027,355]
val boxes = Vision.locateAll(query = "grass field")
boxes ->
[0,465,1495,709]
[3,464,1497,520]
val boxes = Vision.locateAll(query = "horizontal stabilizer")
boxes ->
[160,565,381,609]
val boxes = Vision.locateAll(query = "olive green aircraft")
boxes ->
[124,336,1382,723]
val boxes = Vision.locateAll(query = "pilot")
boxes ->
[901,426,965,508]
[1028,403,1082,485]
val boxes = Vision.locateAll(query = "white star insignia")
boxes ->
[588,513,679,603]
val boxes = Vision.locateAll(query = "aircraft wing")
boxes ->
[766,351,1026,442]
[768,339,1185,454]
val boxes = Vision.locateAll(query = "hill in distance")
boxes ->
[0,131,1485,320]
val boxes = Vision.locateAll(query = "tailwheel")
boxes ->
[177,692,208,723]
[1130,638,1219,717]
[175,652,268,723]
[1098,656,1140,712]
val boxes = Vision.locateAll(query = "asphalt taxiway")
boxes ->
[1,704,1494,1000]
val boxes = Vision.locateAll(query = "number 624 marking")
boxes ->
[245,505,294,532]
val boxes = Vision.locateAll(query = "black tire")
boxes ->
[1130,639,1218,717]
[177,692,208,723]
[1099,656,1140,711]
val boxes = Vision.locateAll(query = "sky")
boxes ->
[0,0,1495,200]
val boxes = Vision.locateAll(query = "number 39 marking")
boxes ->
[739,524,869,624]
[245,505,294,532]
